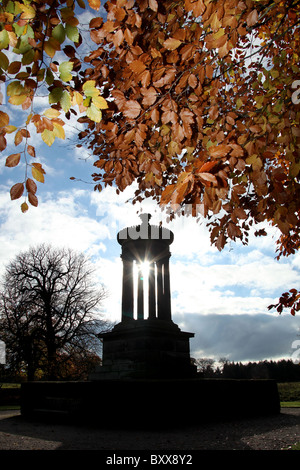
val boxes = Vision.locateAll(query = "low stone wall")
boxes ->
[21,378,280,428]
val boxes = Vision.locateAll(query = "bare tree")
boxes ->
[0,244,110,380]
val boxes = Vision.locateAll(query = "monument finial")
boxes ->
[139,213,151,225]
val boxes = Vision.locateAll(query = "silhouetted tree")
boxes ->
[0,244,110,380]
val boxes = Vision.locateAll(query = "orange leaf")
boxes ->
[5,153,21,168]
[123,100,141,119]
[10,183,24,200]
[141,87,157,106]
[209,144,232,159]
[198,161,217,173]
[247,9,258,27]
[199,172,218,185]
[163,38,182,50]
[113,29,124,48]
[88,0,101,10]
[129,60,146,74]
[149,0,158,11]
[27,145,36,157]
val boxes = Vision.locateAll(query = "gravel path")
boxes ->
[0,408,299,451]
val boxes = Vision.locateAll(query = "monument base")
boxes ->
[21,378,280,428]
[90,319,196,380]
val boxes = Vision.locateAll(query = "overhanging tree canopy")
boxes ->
[0,0,299,313]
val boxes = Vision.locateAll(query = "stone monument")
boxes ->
[90,213,196,380]
[21,213,280,426]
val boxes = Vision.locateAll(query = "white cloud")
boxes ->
[0,188,108,275]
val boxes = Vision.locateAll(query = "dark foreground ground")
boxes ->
[0,408,299,451]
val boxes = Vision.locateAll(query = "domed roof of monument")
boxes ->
[117,213,174,245]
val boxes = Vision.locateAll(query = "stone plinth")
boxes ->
[21,379,281,428]
[90,319,196,380]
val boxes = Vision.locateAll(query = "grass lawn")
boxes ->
[281,401,300,408]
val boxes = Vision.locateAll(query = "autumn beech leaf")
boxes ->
[83,80,99,98]
[88,0,101,10]
[149,0,158,11]
[21,202,29,213]
[59,90,70,112]
[52,122,65,140]
[199,172,218,185]
[123,100,142,119]
[197,161,218,173]
[5,153,21,168]
[209,144,232,159]
[92,95,108,109]
[10,183,24,200]
[163,38,182,50]
[113,29,124,48]
[41,129,55,146]
[0,111,9,127]
[86,103,102,122]
[43,108,61,119]
[31,163,45,183]
[65,24,79,43]
[59,61,73,82]
[2,0,300,315]
[247,9,258,27]
[141,87,157,106]
[28,193,38,207]
[129,60,147,74]
[44,38,61,58]
[26,178,37,195]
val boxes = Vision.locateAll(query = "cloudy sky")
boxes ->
[0,5,299,366]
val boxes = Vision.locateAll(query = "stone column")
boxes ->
[156,255,172,321]
[121,256,134,321]
[137,265,144,320]
[148,261,156,319]
[156,259,164,320]
[161,255,172,321]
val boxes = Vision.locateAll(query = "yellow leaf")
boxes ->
[163,38,182,50]
[8,94,28,105]
[60,90,71,112]
[86,103,102,122]
[72,91,83,106]
[210,12,221,31]
[19,4,36,20]
[43,108,61,118]
[83,80,99,98]
[32,163,45,183]
[4,125,18,133]
[92,95,108,109]
[53,122,65,139]
[41,129,55,146]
